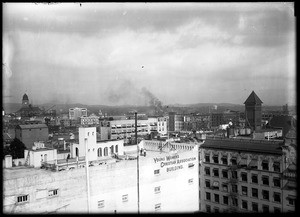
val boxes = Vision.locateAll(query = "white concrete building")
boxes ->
[3,127,200,214]
[80,114,100,126]
[69,107,87,120]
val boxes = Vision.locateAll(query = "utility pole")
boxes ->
[85,138,91,213]
[135,112,140,213]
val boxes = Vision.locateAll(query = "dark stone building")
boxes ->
[244,91,263,131]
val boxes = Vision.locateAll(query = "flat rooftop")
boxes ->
[202,137,284,155]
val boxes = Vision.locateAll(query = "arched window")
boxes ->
[104,147,108,156]
[75,147,79,157]
[115,145,118,153]
[98,148,102,157]
[110,145,114,154]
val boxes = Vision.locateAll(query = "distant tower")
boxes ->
[244,91,263,131]
[22,93,29,107]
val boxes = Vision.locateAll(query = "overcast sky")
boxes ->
[3,3,296,106]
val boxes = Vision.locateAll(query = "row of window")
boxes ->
[96,146,118,157]
[204,155,280,172]
[204,168,281,187]
[205,189,282,203]
[17,189,58,204]
[98,196,161,211]
[206,203,281,213]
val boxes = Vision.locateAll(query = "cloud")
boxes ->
[3,3,296,106]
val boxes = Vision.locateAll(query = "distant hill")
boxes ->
[3,102,289,116]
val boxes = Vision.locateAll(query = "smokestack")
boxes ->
[135,112,137,145]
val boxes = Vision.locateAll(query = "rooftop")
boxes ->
[244,91,263,105]
[202,137,284,155]
[17,124,48,129]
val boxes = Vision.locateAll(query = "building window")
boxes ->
[155,203,161,211]
[17,195,29,203]
[242,200,248,210]
[205,167,210,176]
[262,160,269,170]
[122,194,128,202]
[252,202,258,212]
[232,198,238,207]
[222,184,228,192]
[104,147,108,156]
[262,205,269,213]
[232,185,238,193]
[252,188,258,198]
[154,169,160,175]
[97,148,102,157]
[206,192,211,201]
[98,200,104,208]
[231,157,237,165]
[262,190,269,200]
[273,177,281,187]
[48,189,58,197]
[273,192,281,203]
[288,198,295,206]
[231,171,237,179]
[241,172,247,182]
[213,155,219,164]
[154,186,161,194]
[206,205,211,213]
[214,194,219,203]
[205,180,211,188]
[213,168,219,177]
[242,186,248,196]
[223,196,229,205]
[274,207,281,213]
[115,145,118,153]
[251,174,258,184]
[214,208,219,213]
[221,156,228,165]
[262,176,269,186]
[273,162,280,172]
[222,170,228,179]
[205,155,210,162]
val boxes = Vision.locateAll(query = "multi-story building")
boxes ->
[99,118,163,140]
[157,117,168,135]
[69,107,87,120]
[183,114,211,131]
[15,124,49,149]
[168,112,184,132]
[3,127,200,213]
[211,113,224,128]
[199,137,296,213]
[80,114,100,126]
[244,91,263,131]
[16,94,43,118]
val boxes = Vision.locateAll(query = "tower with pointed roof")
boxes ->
[244,91,263,131]
[22,93,29,107]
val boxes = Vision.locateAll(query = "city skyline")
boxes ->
[3,3,296,106]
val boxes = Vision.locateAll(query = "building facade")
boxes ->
[244,91,263,131]
[15,124,49,149]
[199,138,296,213]
[3,127,200,214]
[69,107,88,120]
[80,114,100,126]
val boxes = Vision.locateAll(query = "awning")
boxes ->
[286,195,297,200]
[283,181,297,190]
[248,159,258,168]
[238,158,247,166]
